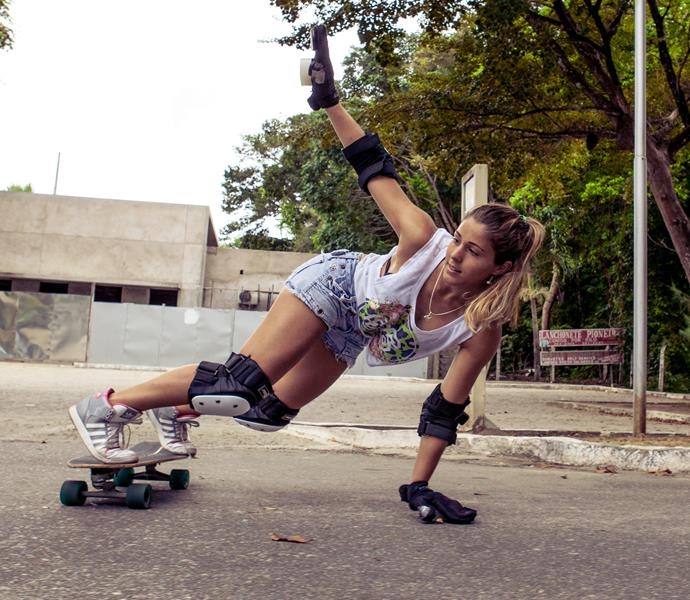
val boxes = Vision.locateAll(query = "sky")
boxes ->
[0,0,359,237]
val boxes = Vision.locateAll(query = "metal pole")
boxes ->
[53,152,61,195]
[633,0,647,435]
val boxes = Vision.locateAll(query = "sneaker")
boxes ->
[68,389,142,463]
[147,407,198,456]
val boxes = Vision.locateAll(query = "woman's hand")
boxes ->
[399,481,477,524]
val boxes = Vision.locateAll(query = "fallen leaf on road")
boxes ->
[271,533,310,544]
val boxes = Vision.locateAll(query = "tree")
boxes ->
[270,0,690,284]
[221,3,690,386]
[221,92,397,253]
[0,0,13,51]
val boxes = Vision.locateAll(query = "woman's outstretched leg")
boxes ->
[69,290,328,462]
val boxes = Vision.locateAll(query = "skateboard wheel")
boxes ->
[126,483,152,509]
[60,480,88,506]
[169,469,190,490]
[113,467,135,487]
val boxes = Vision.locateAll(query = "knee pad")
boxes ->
[342,133,400,194]
[417,384,471,446]
[234,392,300,433]
[188,353,273,417]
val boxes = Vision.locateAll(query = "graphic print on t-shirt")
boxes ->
[358,298,419,363]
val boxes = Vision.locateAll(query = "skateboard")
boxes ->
[60,441,193,509]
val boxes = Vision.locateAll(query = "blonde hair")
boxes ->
[462,204,545,332]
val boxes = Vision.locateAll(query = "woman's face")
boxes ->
[443,217,511,290]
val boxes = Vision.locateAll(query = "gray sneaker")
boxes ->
[68,389,142,463]
[147,407,198,456]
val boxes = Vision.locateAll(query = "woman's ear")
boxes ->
[493,261,513,276]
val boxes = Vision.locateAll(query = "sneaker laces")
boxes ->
[104,410,142,452]
[173,416,199,444]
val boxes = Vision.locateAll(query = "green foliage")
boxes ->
[221,0,690,389]
[4,183,32,192]
[0,0,12,51]
[674,285,690,342]
[231,230,294,251]
[221,110,393,253]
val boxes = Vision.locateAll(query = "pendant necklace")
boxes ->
[423,264,467,320]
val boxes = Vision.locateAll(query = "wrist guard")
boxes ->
[417,384,470,446]
[399,480,477,524]
[307,25,340,110]
[342,133,400,195]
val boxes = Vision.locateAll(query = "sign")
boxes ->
[539,328,625,367]
[461,164,488,217]
[540,350,624,367]
[539,328,625,348]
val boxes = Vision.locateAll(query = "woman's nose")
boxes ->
[450,244,464,261]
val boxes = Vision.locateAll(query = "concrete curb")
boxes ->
[287,424,690,473]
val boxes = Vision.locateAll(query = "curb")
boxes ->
[287,424,690,473]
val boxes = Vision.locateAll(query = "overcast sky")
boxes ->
[0,1,359,236]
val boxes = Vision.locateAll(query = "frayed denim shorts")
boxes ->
[285,249,369,367]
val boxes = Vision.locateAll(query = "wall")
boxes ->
[203,246,316,309]
[0,192,214,307]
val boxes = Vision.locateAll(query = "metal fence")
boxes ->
[0,292,428,378]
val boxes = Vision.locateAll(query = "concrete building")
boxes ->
[0,191,314,309]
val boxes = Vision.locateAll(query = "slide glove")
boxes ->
[399,481,477,524]
[307,24,340,110]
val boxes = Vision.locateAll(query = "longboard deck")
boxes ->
[67,441,191,468]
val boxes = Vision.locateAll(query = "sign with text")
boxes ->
[539,328,625,367]
[540,349,624,366]
[539,328,625,348]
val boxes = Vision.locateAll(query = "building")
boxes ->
[0,191,314,309]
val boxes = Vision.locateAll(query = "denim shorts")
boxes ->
[285,249,369,367]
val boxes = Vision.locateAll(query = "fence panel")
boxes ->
[0,292,90,362]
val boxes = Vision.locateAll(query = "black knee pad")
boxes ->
[417,384,471,446]
[342,133,400,194]
[234,392,300,433]
[188,353,273,416]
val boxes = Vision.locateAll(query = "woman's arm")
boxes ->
[410,326,502,482]
[400,327,501,523]
[325,104,436,262]
[309,26,435,260]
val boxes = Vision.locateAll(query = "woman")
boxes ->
[69,26,544,524]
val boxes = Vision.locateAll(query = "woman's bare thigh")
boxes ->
[240,288,328,383]
[273,337,348,409]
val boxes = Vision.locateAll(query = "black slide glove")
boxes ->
[307,24,340,110]
[399,481,477,524]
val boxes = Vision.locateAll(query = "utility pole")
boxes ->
[633,0,648,435]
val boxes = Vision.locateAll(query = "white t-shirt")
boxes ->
[353,228,475,366]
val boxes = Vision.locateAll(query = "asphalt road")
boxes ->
[2,362,690,599]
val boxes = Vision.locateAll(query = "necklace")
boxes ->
[423,264,467,320]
